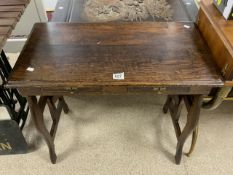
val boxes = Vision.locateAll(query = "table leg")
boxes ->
[47,96,69,139]
[175,95,203,164]
[60,96,69,114]
[163,95,172,114]
[163,95,183,139]
[27,96,69,164]
[186,127,198,157]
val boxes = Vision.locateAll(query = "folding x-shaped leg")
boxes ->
[27,96,69,163]
[163,95,203,164]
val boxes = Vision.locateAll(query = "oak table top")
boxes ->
[7,22,223,95]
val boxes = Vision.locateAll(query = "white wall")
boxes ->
[42,0,58,11]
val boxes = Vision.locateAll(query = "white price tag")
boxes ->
[184,25,191,29]
[26,67,34,72]
[113,72,124,80]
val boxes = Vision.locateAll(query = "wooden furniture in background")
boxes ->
[198,0,233,85]
[0,0,30,51]
[0,0,30,128]
[2,0,48,53]
[7,22,223,164]
[196,0,233,111]
[0,51,28,129]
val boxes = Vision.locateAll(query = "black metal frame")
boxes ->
[0,50,29,129]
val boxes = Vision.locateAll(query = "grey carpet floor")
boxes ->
[0,95,233,175]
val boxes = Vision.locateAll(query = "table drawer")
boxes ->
[127,86,191,94]
[67,86,128,94]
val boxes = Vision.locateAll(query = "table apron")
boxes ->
[17,86,213,96]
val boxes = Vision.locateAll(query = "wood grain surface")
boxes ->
[0,11,21,20]
[0,36,6,49]
[0,5,25,12]
[0,0,29,6]
[0,27,11,35]
[0,0,30,51]
[0,18,17,27]
[7,22,223,91]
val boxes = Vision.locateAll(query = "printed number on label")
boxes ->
[113,72,124,80]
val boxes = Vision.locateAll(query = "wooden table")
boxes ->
[197,0,233,106]
[7,22,223,164]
